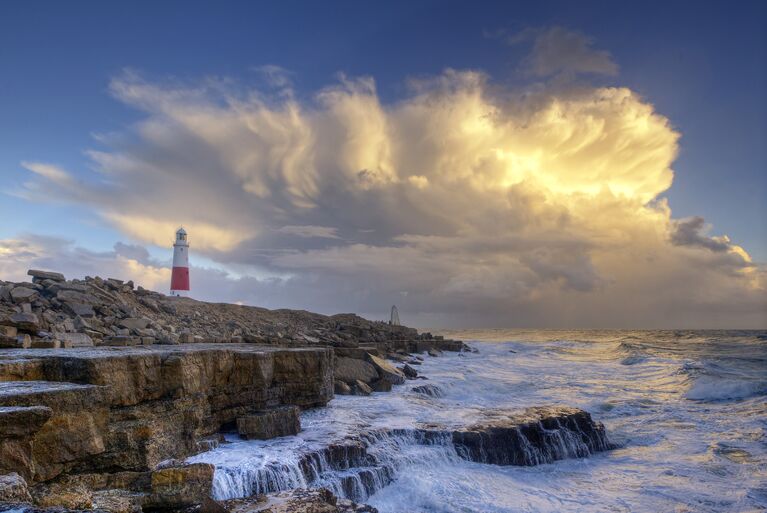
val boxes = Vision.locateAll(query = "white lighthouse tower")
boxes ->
[170,227,190,296]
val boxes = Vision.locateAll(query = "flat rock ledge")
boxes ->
[0,344,334,486]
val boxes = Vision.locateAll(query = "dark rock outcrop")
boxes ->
[401,364,418,379]
[207,407,611,505]
[411,384,444,398]
[451,406,612,466]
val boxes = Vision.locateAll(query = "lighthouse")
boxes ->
[170,227,190,296]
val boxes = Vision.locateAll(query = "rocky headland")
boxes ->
[0,270,612,512]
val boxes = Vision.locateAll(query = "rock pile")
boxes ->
[332,347,461,396]
[0,269,439,350]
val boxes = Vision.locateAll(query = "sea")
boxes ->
[188,329,767,512]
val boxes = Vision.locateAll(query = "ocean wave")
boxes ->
[685,378,767,402]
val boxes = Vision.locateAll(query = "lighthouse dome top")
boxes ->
[176,227,187,235]
[175,227,188,243]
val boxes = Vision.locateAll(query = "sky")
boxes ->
[0,0,765,328]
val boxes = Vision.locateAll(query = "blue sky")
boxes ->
[0,1,765,327]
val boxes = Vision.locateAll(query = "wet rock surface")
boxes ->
[200,407,611,506]
[449,406,613,466]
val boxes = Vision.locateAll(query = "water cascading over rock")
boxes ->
[203,406,612,503]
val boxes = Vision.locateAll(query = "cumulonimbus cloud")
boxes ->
[14,64,767,328]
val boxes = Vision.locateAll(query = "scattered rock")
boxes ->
[401,364,418,379]
[10,287,37,303]
[366,354,405,385]
[412,384,444,398]
[10,312,39,332]
[63,302,96,318]
[352,380,373,396]
[117,318,151,331]
[428,348,443,357]
[335,356,379,385]
[334,380,353,395]
[237,406,301,440]
[28,270,65,283]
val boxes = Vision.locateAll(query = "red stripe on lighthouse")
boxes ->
[170,266,190,291]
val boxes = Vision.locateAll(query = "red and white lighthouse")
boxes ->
[170,227,190,296]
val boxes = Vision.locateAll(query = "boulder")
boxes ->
[334,357,379,385]
[412,384,444,398]
[10,312,39,332]
[366,354,405,385]
[30,339,61,349]
[117,318,151,331]
[428,348,443,357]
[401,364,418,379]
[334,380,353,395]
[0,334,31,349]
[10,287,37,303]
[352,380,372,396]
[57,290,95,305]
[0,326,17,338]
[146,463,214,509]
[237,406,301,440]
[27,270,65,283]
[62,302,96,318]
[0,472,32,502]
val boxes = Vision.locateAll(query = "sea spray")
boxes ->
[191,330,767,513]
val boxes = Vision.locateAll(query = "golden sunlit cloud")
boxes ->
[16,68,766,327]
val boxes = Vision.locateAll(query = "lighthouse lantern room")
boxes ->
[170,227,190,296]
